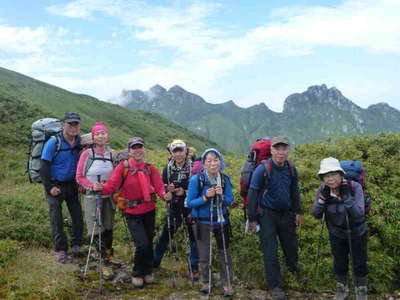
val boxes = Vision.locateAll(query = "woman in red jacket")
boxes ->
[93,136,169,288]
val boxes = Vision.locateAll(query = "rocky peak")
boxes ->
[168,85,187,96]
[306,84,328,97]
[149,84,167,95]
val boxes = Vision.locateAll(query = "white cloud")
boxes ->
[46,0,400,74]
[0,25,49,54]
[37,0,400,111]
[0,23,90,75]
[247,0,400,55]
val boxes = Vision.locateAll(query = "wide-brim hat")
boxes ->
[318,157,345,176]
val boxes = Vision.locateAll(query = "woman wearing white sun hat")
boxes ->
[312,157,368,300]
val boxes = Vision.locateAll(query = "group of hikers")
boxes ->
[36,112,369,300]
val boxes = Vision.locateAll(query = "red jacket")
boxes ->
[101,158,165,215]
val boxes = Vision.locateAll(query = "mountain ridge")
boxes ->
[117,84,400,152]
[0,66,219,152]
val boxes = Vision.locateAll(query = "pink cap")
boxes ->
[91,122,108,136]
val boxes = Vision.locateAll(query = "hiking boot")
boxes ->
[132,277,144,289]
[223,286,235,297]
[105,249,122,267]
[333,282,349,300]
[55,250,68,264]
[188,271,199,281]
[71,245,84,257]
[143,274,155,284]
[200,283,212,294]
[355,286,368,300]
[270,287,286,300]
[101,264,114,280]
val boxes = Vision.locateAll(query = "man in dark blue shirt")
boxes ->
[40,112,84,263]
[247,136,302,300]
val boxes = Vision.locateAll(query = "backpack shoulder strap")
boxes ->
[83,148,96,176]
[144,162,152,176]
[261,159,273,187]
[197,172,206,197]
[349,180,356,197]
[51,134,63,159]
[220,172,227,190]
[122,160,130,178]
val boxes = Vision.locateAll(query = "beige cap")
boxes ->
[271,136,290,147]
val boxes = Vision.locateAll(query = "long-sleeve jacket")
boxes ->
[187,170,233,225]
[101,158,165,215]
[247,159,301,222]
[76,147,114,191]
[312,180,366,239]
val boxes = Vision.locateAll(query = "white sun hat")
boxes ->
[317,157,346,176]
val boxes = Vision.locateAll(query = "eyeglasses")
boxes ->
[322,172,341,179]
[67,121,80,127]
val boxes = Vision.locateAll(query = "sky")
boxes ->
[0,0,399,112]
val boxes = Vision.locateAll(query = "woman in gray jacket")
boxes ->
[312,157,368,300]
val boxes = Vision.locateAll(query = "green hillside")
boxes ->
[0,67,218,151]
[0,67,399,298]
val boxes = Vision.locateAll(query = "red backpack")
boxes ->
[240,138,272,206]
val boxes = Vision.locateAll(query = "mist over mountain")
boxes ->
[116,84,400,153]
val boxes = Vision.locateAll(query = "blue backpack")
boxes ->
[340,160,371,215]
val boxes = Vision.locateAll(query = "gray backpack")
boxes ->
[27,118,62,183]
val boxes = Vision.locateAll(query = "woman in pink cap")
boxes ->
[76,122,118,280]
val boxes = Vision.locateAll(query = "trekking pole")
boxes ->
[208,196,214,296]
[307,213,325,297]
[166,200,177,288]
[181,213,194,285]
[217,194,232,290]
[345,212,355,289]
[95,175,104,294]
[84,216,97,279]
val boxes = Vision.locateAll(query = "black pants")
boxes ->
[45,181,84,251]
[329,232,368,284]
[125,210,155,277]
[153,206,199,269]
[258,208,299,289]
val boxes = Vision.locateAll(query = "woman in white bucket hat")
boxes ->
[312,157,368,300]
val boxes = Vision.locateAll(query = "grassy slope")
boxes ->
[0,66,219,151]
[0,67,399,298]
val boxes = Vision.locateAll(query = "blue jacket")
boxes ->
[41,134,81,182]
[312,180,366,239]
[187,170,233,225]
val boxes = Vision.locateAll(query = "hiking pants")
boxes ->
[153,206,199,270]
[258,208,299,289]
[84,194,115,253]
[125,210,155,277]
[83,194,115,235]
[45,181,84,251]
[193,222,233,287]
[329,232,368,284]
